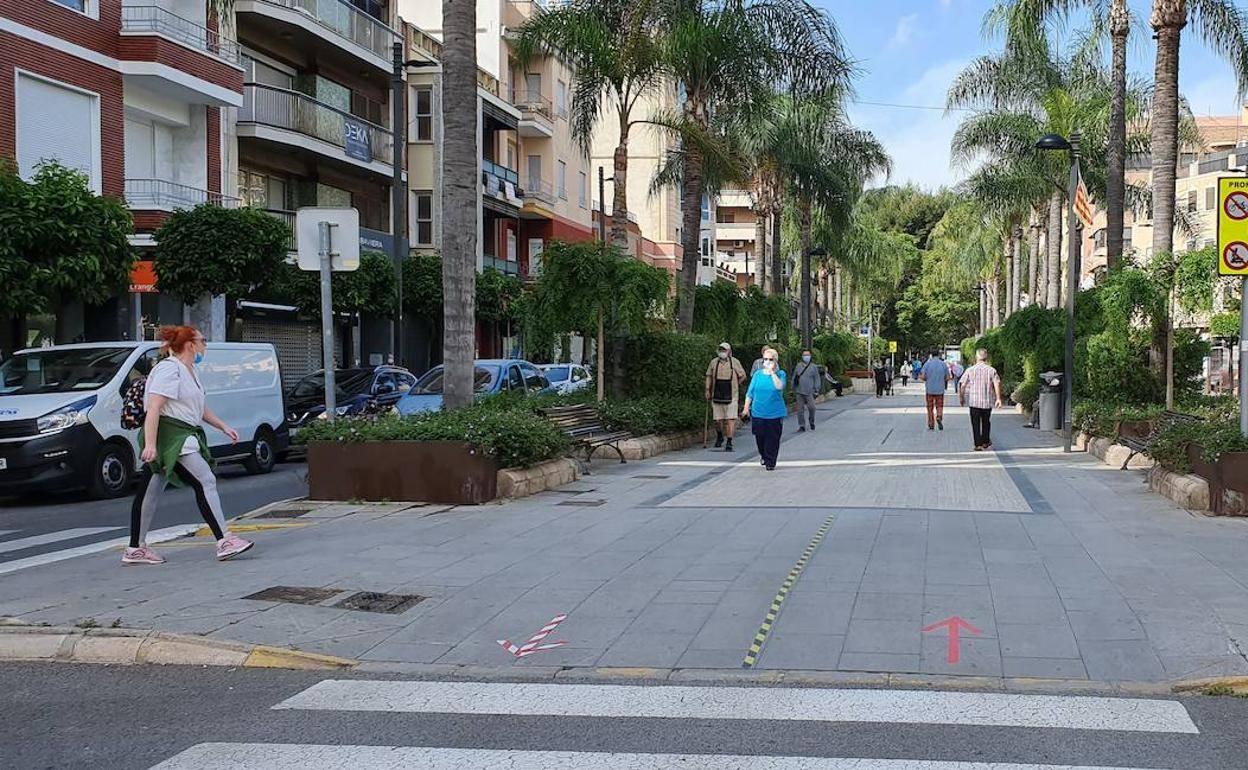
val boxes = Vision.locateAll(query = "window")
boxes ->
[1187,189,1197,213]
[527,155,542,188]
[506,366,524,391]
[1206,187,1217,210]
[16,73,101,193]
[1123,227,1132,247]
[412,191,433,246]
[238,169,286,210]
[243,55,294,89]
[578,171,587,207]
[521,364,549,392]
[555,79,567,118]
[701,237,710,256]
[411,86,433,142]
[49,0,90,16]
[557,161,567,199]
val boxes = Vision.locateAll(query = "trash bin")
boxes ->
[1037,371,1063,431]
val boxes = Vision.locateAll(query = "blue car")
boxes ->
[396,359,554,415]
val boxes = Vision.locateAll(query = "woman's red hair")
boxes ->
[158,325,199,355]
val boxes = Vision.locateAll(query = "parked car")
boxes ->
[539,363,593,395]
[285,365,415,435]
[0,342,288,499]
[395,359,552,415]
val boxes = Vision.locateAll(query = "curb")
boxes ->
[0,620,355,671]
[1171,675,1248,695]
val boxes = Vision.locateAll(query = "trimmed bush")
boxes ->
[598,397,705,435]
[625,331,719,400]
[1148,415,1248,474]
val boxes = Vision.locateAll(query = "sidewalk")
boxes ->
[3,386,1247,684]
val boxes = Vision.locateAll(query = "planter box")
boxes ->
[497,458,580,499]
[1185,443,1219,485]
[307,440,497,504]
[1220,452,1248,496]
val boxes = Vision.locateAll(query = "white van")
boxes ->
[0,342,289,499]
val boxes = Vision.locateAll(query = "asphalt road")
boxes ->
[0,463,307,564]
[3,663,1248,769]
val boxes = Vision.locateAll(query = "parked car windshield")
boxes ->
[289,369,374,401]
[543,366,570,382]
[413,366,497,395]
[0,347,133,395]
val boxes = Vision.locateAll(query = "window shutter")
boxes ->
[17,74,98,191]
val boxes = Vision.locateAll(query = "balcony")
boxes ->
[118,5,244,106]
[125,178,242,211]
[238,84,393,177]
[236,0,399,74]
[511,90,554,138]
[483,255,521,276]
[522,178,557,208]
[715,220,758,241]
[263,208,298,252]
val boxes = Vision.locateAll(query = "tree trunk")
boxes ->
[978,284,986,334]
[1029,212,1042,305]
[1150,1,1185,404]
[771,204,784,296]
[1047,191,1063,309]
[675,110,707,332]
[610,132,630,249]
[1012,227,1024,313]
[1004,236,1015,319]
[833,266,842,329]
[596,308,605,402]
[754,208,768,292]
[1105,0,1130,270]
[799,198,813,348]
[440,0,478,410]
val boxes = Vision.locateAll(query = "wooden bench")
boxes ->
[541,404,632,464]
[1115,410,1202,470]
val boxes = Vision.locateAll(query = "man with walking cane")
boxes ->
[705,342,746,451]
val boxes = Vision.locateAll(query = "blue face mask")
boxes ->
[194,351,204,365]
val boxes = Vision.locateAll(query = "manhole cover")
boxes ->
[633,474,670,479]
[243,586,343,605]
[557,499,606,507]
[333,591,426,614]
[254,508,313,519]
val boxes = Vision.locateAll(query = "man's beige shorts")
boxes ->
[712,400,738,421]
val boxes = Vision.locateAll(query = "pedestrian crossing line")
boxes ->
[0,527,123,555]
[151,744,1168,770]
[742,512,836,668]
[0,524,198,576]
[272,681,1199,734]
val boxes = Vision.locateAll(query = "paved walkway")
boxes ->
[3,385,1248,684]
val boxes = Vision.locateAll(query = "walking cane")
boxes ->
[703,399,710,448]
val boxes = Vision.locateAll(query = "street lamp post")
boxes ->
[1036,131,1082,453]
[391,43,439,367]
[802,246,827,348]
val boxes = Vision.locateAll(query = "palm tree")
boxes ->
[440,0,478,409]
[656,0,853,332]
[514,0,664,247]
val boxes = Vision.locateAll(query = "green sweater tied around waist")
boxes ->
[138,416,214,488]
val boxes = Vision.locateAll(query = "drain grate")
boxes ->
[254,508,314,519]
[633,474,670,479]
[557,499,606,507]
[243,586,343,605]
[332,591,426,614]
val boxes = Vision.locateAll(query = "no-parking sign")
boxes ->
[1217,178,1248,276]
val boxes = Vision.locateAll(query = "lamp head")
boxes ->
[1035,133,1072,152]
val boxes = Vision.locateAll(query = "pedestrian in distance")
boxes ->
[958,348,1004,451]
[742,347,787,471]
[750,344,769,375]
[873,359,888,398]
[912,358,922,382]
[122,325,254,565]
[705,342,747,451]
[824,370,844,397]
[948,358,965,392]
[899,363,909,389]
[919,350,950,431]
[791,349,822,432]
[884,359,895,395]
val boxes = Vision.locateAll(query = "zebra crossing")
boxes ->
[0,523,197,575]
[150,679,1205,769]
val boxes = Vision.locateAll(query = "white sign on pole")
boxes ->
[295,207,361,272]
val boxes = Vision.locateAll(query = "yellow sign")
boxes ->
[888,341,898,353]
[1217,177,1248,276]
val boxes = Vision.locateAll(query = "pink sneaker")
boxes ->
[121,546,165,565]
[216,532,254,561]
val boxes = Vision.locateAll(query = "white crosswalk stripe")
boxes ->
[150,744,1165,770]
[0,527,123,554]
[272,681,1199,734]
[0,524,198,576]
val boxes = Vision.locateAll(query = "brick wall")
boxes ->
[206,106,220,194]
[0,0,121,58]
[116,36,243,93]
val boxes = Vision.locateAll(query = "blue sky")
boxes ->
[819,0,1247,191]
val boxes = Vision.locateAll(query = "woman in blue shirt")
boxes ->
[742,347,787,470]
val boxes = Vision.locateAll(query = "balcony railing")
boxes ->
[483,159,519,186]
[248,0,398,62]
[511,89,553,121]
[125,178,242,210]
[121,6,242,65]
[523,178,557,205]
[483,255,520,276]
[408,25,442,61]
[240,84,393,165]
[263,208,297,250]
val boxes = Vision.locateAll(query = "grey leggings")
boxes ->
[796,392,817,429]
[129,452,227,547]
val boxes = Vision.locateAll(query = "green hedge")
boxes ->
[1072,401,1165,438]
[295,405,570,469]
[598,397,705,435]
[1149,415,1248,474]
[625,331,719,400]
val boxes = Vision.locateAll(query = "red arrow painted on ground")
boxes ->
[498,613,569,658]
[922,616,982,664]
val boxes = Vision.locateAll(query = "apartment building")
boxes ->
[712,186,771,286]
[1,0,244,343]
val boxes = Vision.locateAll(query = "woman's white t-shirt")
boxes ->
[145,357,206,455]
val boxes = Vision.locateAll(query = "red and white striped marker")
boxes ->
[498,613,569,658]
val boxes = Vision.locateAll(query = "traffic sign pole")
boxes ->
[319,221,337,421]
[1216,179,1248,437]
[1240,277,1247,438]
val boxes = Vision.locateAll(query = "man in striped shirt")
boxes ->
[958,348,1004,451]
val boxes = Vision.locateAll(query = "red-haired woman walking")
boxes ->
[122,326,254,565]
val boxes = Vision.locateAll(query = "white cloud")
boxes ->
[889,14,920,49]
[851,59,969,192]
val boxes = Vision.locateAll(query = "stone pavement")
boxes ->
[3,386,1248,684]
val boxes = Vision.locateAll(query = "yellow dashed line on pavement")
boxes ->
[741,513,836,669]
